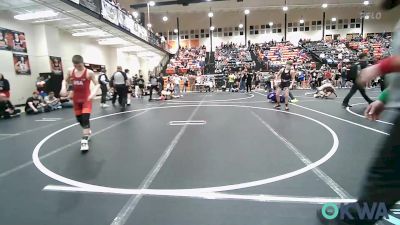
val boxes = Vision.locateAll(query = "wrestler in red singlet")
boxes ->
[60,55,99,152]
[71,68,92,116]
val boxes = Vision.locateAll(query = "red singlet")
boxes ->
[71,68,92,115]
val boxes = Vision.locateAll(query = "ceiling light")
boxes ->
[283,6,288,11]
[238,24,243,29]
[174,28,178,33]
[322,3,328,8]
[363,0,369,5]
[162,16,168,21]
[119,46,145,52]
[208,12,214,17]
[72,30,110,37]
[244,9,250,15]
[14,10,58,20]
[269,22,274,26]
[148,1,155,6]
[210,26,215,31]
[331,17,337,22]
[300,19,304,24]
[98,37,129,45]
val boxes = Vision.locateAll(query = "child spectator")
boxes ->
[44,91,62,110]
[25,91,49,114]
[0,93,20,119]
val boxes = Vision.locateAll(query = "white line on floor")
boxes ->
[110,98,205,225]
[0,110,149,179]
[253,92,389,136]
[346,103,394,125]
[169,120,206,126]
[43,185,357,204]
[35,119,59,122]
[0,133,20,136]
[42,118,63,120]
[251,111,351,199]
[168,94,254,103]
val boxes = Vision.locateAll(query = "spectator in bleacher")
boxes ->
[0,73,10,98]
[0,93,20,119]
[25,91,48,114]
[44,91,61,111]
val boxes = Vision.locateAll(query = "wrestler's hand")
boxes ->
[364,100,385,121]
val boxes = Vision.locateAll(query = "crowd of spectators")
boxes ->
[214,42,255,74]
[302,34,392,67]
[166,46,207,75]
[253,41,312,72]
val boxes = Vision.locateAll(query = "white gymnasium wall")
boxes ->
[0,14,42,105]
[0,12,149,104]
[152,5,400,50]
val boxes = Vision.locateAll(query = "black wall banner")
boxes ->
[101,0,119,25]
[80,0,101,14]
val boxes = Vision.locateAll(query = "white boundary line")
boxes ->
[0,133,20,136]
[43,185,357,204]
[35,119,59,122]
[346,103,394,125]
[251,111,351,199]
[169,120,206,126]
[34,104,339,195]
[253,92,389,136]
[168,94,255,103]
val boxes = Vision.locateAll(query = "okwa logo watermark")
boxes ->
[321,202,389,221]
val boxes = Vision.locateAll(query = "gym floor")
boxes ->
[0,88,399,225]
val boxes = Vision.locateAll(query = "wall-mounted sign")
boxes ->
[13,53,31,75]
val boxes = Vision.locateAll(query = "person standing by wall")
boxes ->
[98,68,109,108]
[149,75,159,101]
[124,69,132,106]
[0,73,10,98]
[158,73,164,95]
